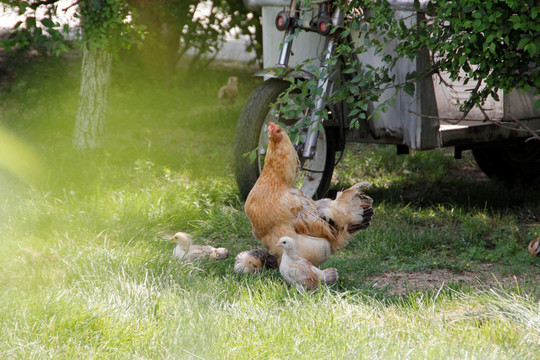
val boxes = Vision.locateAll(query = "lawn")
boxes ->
[0,52,539,359]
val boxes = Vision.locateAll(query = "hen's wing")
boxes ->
[287,183,374,252]
[289,189,338,243]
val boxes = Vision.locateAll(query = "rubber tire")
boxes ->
[234,78,337,200]
[472,140,540,185]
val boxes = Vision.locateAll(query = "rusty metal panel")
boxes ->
[359,10,440,150]
[434,72,504,121]
[504,90,540,121]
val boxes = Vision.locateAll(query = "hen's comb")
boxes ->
[267,122,277,134]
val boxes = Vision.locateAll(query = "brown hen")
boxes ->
[235,122,373,273]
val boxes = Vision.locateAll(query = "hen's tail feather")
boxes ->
[316,185,373,252]
[331,190,374,232]
[348,206,374,233]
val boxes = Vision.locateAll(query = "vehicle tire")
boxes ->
[234,78,338,200]
[472,140,540,185]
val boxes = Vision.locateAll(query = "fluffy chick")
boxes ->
[528,237,540,257]
[172,232,229,262]
[277,236,338,291]
[218,76,238,105]
[234,248,279,274]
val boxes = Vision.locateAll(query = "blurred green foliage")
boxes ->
[0,0,262,71]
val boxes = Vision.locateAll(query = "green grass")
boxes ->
[0,52,539,359]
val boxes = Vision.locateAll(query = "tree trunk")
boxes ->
[73,45,113,150]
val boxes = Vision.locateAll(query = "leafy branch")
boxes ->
[274,0,540,140]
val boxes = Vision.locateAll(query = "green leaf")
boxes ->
[349,85,360,94]
[509,15,521,23]
[26,17,36,28]
[472,12,483,19]
[404,83,415,96]
[525,43,537,57]
[41,18,55,29]
[535,99,540,110]
[518,37,530,49]
[243,148,258,164]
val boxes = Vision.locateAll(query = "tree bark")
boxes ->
[73,45,113,150]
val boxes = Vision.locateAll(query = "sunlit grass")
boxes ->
[0,52,539,358]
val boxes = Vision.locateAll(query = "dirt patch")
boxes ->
[366,264,540,295]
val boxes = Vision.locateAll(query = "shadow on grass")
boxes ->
[365,176,540,212]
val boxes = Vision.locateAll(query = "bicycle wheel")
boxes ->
[234,78,337,200]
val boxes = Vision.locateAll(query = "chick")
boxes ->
[217,76,238,106]
[234,248,278,274]
[172,232,229,262]
[528,237,540,257]
[276,236,338,291]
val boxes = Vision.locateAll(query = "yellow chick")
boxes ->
[217,76,238,106]
[276,236,338,291]
[234,248,279,274]
[172,232,229,262]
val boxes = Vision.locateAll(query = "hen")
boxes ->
[277,236,338,291]
[235,122,373,273]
